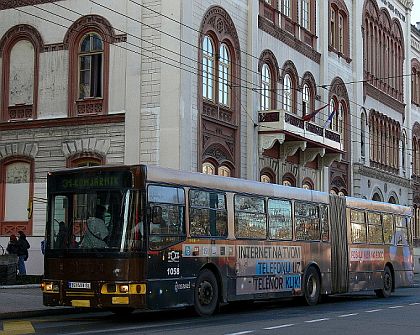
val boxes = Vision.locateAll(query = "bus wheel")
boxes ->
[375,266,392,298]
[194,269,219,316]
[303,266,320,306]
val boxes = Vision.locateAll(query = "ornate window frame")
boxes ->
[329,0,350,62]
[198,6,241,177]
[0,156,34,235]
[0,24,43,121]
[300,71,316,119]
[258,49,279,110]
[281,60,298,114]
[64,15,116,117]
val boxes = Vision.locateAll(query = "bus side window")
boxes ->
[189,189,227,237]
[395,215,408,246]
[294,202,320,241]
[267,198,292,240]
[147,185,186,250]
[320,205,329,242]
[234,195,266,239]
[382,214,393,244]
[367,212,383,244]
[350,209,367,243]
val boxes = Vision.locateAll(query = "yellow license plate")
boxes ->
[71,300,91,307]
[112,296,129,304]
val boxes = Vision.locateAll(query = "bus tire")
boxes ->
[303,266,321,306]
[194,269,219,316]
[375,266,392,298]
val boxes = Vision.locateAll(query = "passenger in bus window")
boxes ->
[56,221,69,248]
[81,205,109,248]
[150,206,167,234]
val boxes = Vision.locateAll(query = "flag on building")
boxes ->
[323,105,338,129]
[302,103,329,121]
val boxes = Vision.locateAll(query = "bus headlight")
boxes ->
[41,281,60,293]
[119,284,129,293]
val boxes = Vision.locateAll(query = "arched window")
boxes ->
[330,1,350,59]
[0,25,43,121]
[283,74,292,112]
[218,43,231,106]
[261,63,271,111]
[282,173,296,187]
[78,33,104,100]
[65,15,116,116]
[0,157,34,235]
[338,13,344,53]
[302,84,310,117]
[328,98,336,130]
[260,167,276,184]
[363,1,404,102]
[412,59,420,106]
[202,162,216,175]
[218,165,231,177]
[372,193,382,202]
[302,178,314,190]
[361,111,366,158]
[330,7,336,46]
[202,36,214,101]
[388,196,397,204]
[402,131,406,172]
[199,7,240,177]
[68,153,104,168]
[202,161,232,177]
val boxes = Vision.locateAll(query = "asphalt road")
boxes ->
[2,286,420,335]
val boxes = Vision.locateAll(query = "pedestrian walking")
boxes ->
[16,231,30,275]
[6,234,19,255]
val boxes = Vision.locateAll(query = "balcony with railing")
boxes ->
[258,109,343,166]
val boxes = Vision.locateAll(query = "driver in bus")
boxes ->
[81,205,109,248]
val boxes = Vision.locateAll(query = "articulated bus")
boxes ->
[42,165,414,316]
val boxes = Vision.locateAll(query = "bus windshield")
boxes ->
[48,189,144,252]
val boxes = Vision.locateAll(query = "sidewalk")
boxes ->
[1,274,419,320]
[0,284,74,320]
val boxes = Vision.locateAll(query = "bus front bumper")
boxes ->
[41,280,147,309]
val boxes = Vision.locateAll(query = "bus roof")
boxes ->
[48,164,412,215]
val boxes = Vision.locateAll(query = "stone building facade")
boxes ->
[0,0,417,274]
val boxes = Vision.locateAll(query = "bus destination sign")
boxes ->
[51,171,132,192]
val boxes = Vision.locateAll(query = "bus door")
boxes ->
[329,195,349,294]
[146,185,190,309]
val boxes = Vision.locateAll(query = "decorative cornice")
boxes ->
[353,163,411,188]
[364,82,405,114]
[0,0,62,10]
[0,113,125,131]
[258,15,321,64]
[397,0,413,10]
